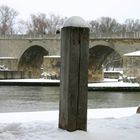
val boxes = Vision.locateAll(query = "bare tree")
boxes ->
[26,13,66,35]
[123,19,140,37]
[89,20,100,36]
[0,5,18,35]
[98,17,120,36]
[15,20,27,34]
[46,13,65,34]
[26,13,48,35]
[103,51,122,71]
[89,17,121,37]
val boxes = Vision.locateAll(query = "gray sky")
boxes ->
[0,0,140,22]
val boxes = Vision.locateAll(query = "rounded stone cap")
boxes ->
[63,16,89,28]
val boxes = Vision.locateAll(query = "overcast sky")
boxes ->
[0,0,140,23]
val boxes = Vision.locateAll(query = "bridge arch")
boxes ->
[89,40,114,50]
[89,41,122,82]
[18,45,48,78]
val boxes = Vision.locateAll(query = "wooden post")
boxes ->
[59,16,89,131]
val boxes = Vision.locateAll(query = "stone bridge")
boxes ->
[0,35,140,80]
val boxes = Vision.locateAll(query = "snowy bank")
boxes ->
[88,81,139,87]
[0,107,140,140]
[0,79,140,90]
[0,107,137,123]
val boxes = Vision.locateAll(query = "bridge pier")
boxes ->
[0,57,18,71]
[43,56,60,79]
[88,60,104,82]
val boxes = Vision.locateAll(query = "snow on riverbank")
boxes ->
[0,107,140,140]
[0,78,139,87]
[88,81,139,87]
[0,79,60,83]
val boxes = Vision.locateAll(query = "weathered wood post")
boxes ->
[59,16,89,131]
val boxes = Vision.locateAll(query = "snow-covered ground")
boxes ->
[124,50,140,56]
[88,81,139,87]
[0,79,60,83]
[0,107,140,140]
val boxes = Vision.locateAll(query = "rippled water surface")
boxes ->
[0,86,140,112]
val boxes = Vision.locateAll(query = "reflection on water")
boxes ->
[0,86,140,113]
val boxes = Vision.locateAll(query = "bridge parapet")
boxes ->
[0,34,60,40]
[90,32,140,38]
[1,32,140,40]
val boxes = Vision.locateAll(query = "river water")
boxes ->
[0,86,140,113]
